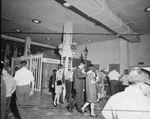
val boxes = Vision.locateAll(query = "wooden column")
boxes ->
[24,37,31,56]
[120,39,130,74]
[13,43,18,58]
[4,44,10,66]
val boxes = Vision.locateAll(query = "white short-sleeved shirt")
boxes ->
[102,86,150,119]
[120,74,129,86]
[14,67,34,86]
[108,70,120,81]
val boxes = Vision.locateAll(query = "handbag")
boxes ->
[57,80,62,86]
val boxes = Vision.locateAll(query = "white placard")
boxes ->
[43,58,60,64]
[99,64,109,72]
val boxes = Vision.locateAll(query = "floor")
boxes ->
[8,91,109,119]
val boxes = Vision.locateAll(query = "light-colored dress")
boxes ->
[96,72,105,97]
[86,70,97,103]
[55,69,63,94]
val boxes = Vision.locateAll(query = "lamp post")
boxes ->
[83,46,88,103]
[83,46,89,71]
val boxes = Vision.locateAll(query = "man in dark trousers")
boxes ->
[49,69,57,101]
[66,62,87,113]
[14,60,34,119]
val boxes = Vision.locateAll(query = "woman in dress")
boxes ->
[53,64,64,106]
[80,64,99,117]
[96,70,106,101]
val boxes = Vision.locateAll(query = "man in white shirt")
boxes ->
[102,67,150,119]
[108,67,120,95]
[14,60,34,119]
[65,68,74,102]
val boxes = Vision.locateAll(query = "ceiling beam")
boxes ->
[1,35,56,49]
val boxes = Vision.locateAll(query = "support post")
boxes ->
[24,37,31,56]
[61,21,73,74]
[61,21,73,103]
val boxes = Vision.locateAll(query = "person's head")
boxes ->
[129,67,150,96]
[15,66,19,72]
[88,64,94,71]
[53,69,57,74]
[124,69,129,75]
[20,60,27,68]
[100,69,105,74]
[2,66,12,75]
[79,62,85,70]
[57,64,63,69]
[113,67,117,71]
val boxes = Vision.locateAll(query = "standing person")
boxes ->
[50,69,57,101]
[66,62,87,113]
[108,67,120,96]
[65,68,74,102]
[53,64,64,106]
[102,67,150,119]
[80,64,99,117]
[14,60,34,119]
[2,66,16,119]
[120,69,129,91]
[11,66,20,119]
[96,70,106,101]
[1,75,6,119]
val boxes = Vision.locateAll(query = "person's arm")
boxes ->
[119,75,124,82]
[30,72,34,96]
[14,71,19,85]
[76,68,86,79]
[11,80,16,94]
[90,73,99,84]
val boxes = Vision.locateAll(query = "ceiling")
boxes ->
[1,0,150,48]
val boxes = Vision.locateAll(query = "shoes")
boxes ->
[56,103,61,106]
[66,105,73,113]
[53,102,57,107]
[90,114,98,117]
[78,109,84,114]
[84,110,88,112]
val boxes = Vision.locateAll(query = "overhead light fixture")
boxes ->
[115,34,120,37]
[144,6,150,12]
[63,2,71,7]
[32,19,41,24]
[87,39,91,42]
[15,29,22,32]
[46,38,50,41]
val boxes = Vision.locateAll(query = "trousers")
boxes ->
[16,84,30,119]
[68,88,84,111]
[110,80,119,96]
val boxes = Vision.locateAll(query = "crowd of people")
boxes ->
[1,60,34,119]
[1,60,150,119]
[49,62,150,118]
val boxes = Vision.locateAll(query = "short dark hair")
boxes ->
[15,66,19,71]
[3,65,12,74]
[53,69,57,73]
[80,61,85,65]
[124,69,129,74]
[100,69,105,73]
[20,60,27,66]
[88,64,94,70]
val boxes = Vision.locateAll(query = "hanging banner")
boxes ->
[61,21,73,74]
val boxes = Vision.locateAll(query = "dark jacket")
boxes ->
[73,67,87,90]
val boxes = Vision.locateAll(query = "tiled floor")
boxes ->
[9,91,108,119]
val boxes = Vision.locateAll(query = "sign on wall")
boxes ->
[99,64,109,72]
